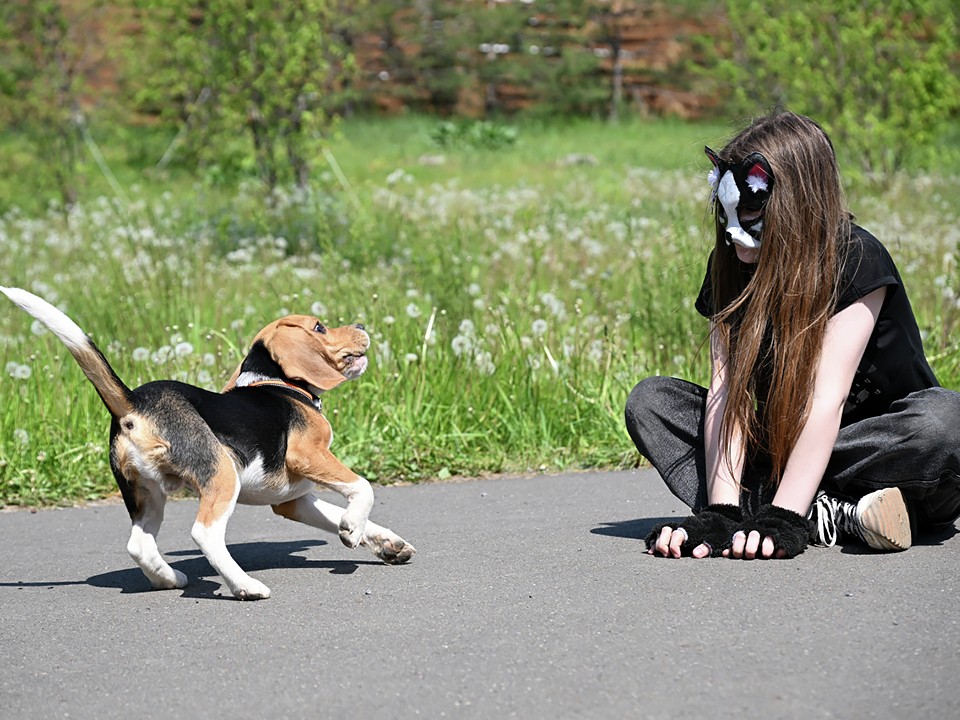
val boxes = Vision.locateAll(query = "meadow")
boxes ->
[2,115,959,506]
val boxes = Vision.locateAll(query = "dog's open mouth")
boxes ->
[341,352,368,379]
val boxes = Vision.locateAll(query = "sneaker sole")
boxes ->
[858,487,912,551]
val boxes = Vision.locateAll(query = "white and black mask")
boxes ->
[705,146,775,250]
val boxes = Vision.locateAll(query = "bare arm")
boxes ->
[705,322,744,506]
[654,323,743,558]
[728,286,886,558]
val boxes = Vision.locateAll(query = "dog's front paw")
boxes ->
[230,577,272,601]
[364,531,417,565]
[339,517,364,549]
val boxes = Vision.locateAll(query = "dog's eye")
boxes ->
[314,322,327,334]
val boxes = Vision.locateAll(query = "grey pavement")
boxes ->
[0,468,957,719]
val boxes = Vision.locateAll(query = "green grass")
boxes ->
[1,115,959,506]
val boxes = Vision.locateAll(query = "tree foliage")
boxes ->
[134,0,363,191]
[713,0,960,175]
[0,0,110,207]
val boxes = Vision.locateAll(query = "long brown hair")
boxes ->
[710,111,851,486]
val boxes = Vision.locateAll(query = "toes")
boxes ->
[339,518,363,548]
[381,539,416,565]
[233,580,271,600]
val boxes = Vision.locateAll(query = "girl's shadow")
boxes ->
[591,517,676,540]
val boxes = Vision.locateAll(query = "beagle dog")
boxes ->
[1,287,415,600]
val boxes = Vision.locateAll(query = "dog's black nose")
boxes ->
[354,323,365,331]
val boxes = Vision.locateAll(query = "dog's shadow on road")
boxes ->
[0,538,384,601]
[591,517,675,541]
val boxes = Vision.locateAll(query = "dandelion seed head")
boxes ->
[175,342,194,358]
[132,347,150,362]
[13,428,29,445]
[406,303,421,319]
[451,335,473,356]
[531,319,548,337]
[12,364,31,380]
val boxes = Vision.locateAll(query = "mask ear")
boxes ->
[742,152,775,194]
[264,324,348,392]
[705,146,722,195]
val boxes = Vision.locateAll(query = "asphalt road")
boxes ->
[1,468,957,719]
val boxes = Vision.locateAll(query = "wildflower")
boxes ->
[531,319,548,337]
[387,169,411,186]
[30,320,48,337]
[13,428,28,445]
[474,350,496,375]
[175,342,194,358]
[404,353,419,364]
[382,315,396,325]
[203,353,216,367]
[458,319,476,337]
[132,347,150,362]
[451,335,473,357]
[151,346,173,364]
[12,364,31,380]
[406,303,421,319]
[197,370,213,386]
[311,301,328,317]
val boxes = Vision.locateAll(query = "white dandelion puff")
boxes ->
[531,319,548,337]
[406,303,422,319]
[451,335,473,357]
[132,347,150,362]
[175,342,194,358]
[474,350,496,375]
[13,428,29,445]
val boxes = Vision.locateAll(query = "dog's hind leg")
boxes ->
[272,494,416,564]
[112,447,187,590]
[191,450,271,600]
[126,482,188,590]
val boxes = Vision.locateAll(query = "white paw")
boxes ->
[151,568,189,590]
[339,517,364,549]
[230,577,271,601]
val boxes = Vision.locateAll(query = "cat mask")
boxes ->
[705,146,775,250]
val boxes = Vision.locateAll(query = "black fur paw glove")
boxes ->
[741,504,813,558]
[644,504,743,557]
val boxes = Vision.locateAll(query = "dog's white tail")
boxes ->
[1,287,134,417]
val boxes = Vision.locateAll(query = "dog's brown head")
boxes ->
[224,315,370,394]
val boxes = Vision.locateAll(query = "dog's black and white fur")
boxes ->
[2,287,415,600]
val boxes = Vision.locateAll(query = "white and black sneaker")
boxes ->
[810,487,912,551]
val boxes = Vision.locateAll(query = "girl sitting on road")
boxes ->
[624,109,960,559]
